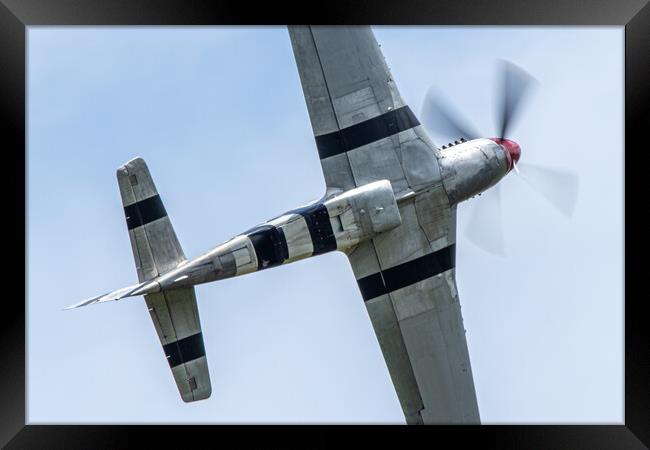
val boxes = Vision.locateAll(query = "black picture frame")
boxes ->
[5,0,648,447]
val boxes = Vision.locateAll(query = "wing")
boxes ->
[288,26,442,196]
[348,192,480,424]
[289,25,479,424]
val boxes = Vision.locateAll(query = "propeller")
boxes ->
[421,60,579,255]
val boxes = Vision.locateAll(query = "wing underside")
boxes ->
[288,26,443,196]
[348,201,480,424]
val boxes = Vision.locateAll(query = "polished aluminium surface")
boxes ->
[70,26,517,423]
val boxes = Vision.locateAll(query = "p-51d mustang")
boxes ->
[68,26,577,424]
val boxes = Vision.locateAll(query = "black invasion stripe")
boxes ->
[124,194,167,230]
[277,227,290,262]
[357,244,456,302]
[290,203,337,256]
[315,106,420,159]
[246,224,289,270]
[163,332,206,368]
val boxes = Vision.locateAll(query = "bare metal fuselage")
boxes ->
[131,138,510,297]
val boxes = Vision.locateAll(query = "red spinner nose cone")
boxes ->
[490,137,521,170]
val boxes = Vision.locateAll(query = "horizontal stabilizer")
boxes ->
[117,157,186,282]
[145,287,211,402]
[70,156,211,403]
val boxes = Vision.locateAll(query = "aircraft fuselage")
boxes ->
[131,137,512,297]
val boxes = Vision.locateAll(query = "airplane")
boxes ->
[67,26,578,424]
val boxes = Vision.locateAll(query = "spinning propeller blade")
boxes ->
[421,90,481,141]
[465,184,505,256]
[496,60,537,140]
[516,162,579,217]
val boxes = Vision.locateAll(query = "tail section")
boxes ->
[68,157,211,403]
[116,157,186,282]
[117,157,211,402]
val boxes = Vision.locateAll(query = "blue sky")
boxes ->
[27,26,623,423]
